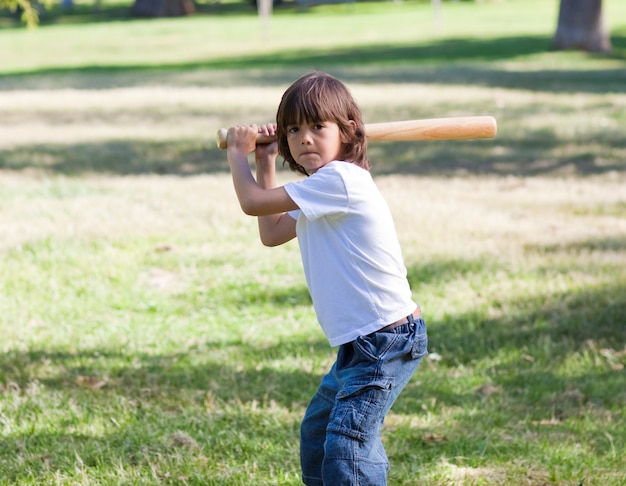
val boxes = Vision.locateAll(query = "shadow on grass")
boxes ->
[406,234,626,360]
[371,133,626,176]
[1,272,624,479]
[1,34,625,92]
[1,275,625,480]
[396,235,626,427]
[0,139,227,176]
[1,129,624,177]
[526,234,626,254]
[0,340,326,406]
[396,250,626,472]
[1,245,624,404]
[1,230,625,479]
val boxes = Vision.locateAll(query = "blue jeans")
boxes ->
[300,314,428,486]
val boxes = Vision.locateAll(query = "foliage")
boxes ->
[0,0,39,26]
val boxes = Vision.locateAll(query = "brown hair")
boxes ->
[276,72,369,176]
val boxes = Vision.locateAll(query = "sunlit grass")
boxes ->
[1,0,625,74]
[1,0,626,483]
[2,168,625,483]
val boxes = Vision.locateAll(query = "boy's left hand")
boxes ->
[255,123,278,165]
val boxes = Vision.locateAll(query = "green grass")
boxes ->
[1,0,626,484]
[2,0,625,74]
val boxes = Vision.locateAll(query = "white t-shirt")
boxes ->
[284,161,416,346]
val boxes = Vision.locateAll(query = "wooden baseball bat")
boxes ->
[216,116,497,150]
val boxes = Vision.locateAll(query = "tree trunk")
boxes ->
[552,0,611,52]
[132,0,196,18]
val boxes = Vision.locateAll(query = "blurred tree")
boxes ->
[552,0,611,52]
[1,0,40,27]
[131,0,196,17]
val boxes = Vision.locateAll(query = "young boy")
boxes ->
[225,71,428,486]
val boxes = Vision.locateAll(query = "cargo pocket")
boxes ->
[327,378,393,442]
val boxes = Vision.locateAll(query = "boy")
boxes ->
[225,71,428,485]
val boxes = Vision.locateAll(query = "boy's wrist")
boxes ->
[255,154,277,165]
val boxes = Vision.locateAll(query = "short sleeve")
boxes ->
[283,163,349,221]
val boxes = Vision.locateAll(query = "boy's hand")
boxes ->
[255,123,278,167]
[226,124,260,156]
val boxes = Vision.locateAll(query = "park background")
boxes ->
[1,0,625,484]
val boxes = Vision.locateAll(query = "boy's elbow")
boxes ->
[240,203,256,216]
[260,235,281,247]
[239,197,260,216]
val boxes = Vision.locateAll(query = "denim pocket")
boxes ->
[328,378,392,442]
[411,320,429,360]
[355,330,403,362]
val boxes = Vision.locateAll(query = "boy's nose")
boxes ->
[300,129,313,143]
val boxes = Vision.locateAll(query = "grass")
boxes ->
[1,0,626,484]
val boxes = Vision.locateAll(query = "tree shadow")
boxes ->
[1,128,624,177]
[1,34,625,92]
[0,139,229,176]
[406,234,626,363]
[526,234,626,254]
[1,234,624,479]
[397,234,626,414]
[0,341,327,406]
[389,237,626,471]
[369,131,626,177]
[2,238,623,406]
[0,342,309,480]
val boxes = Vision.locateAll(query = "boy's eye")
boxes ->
[288,126,299,134]
[313,124,324,130]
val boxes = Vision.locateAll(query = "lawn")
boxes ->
[1,0,625,484]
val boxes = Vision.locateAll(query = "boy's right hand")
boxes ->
[226,124,259,156]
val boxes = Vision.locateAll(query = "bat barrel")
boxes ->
[365,116,497,142]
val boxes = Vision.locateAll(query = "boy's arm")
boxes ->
[255,143,297,247]
[227,124,297,246]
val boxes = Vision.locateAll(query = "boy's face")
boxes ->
[286,121,347,174]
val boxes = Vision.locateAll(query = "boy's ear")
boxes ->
[341,120,358,143]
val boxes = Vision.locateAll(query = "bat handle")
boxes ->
[216,128,277,150]
[216,128,229,150]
